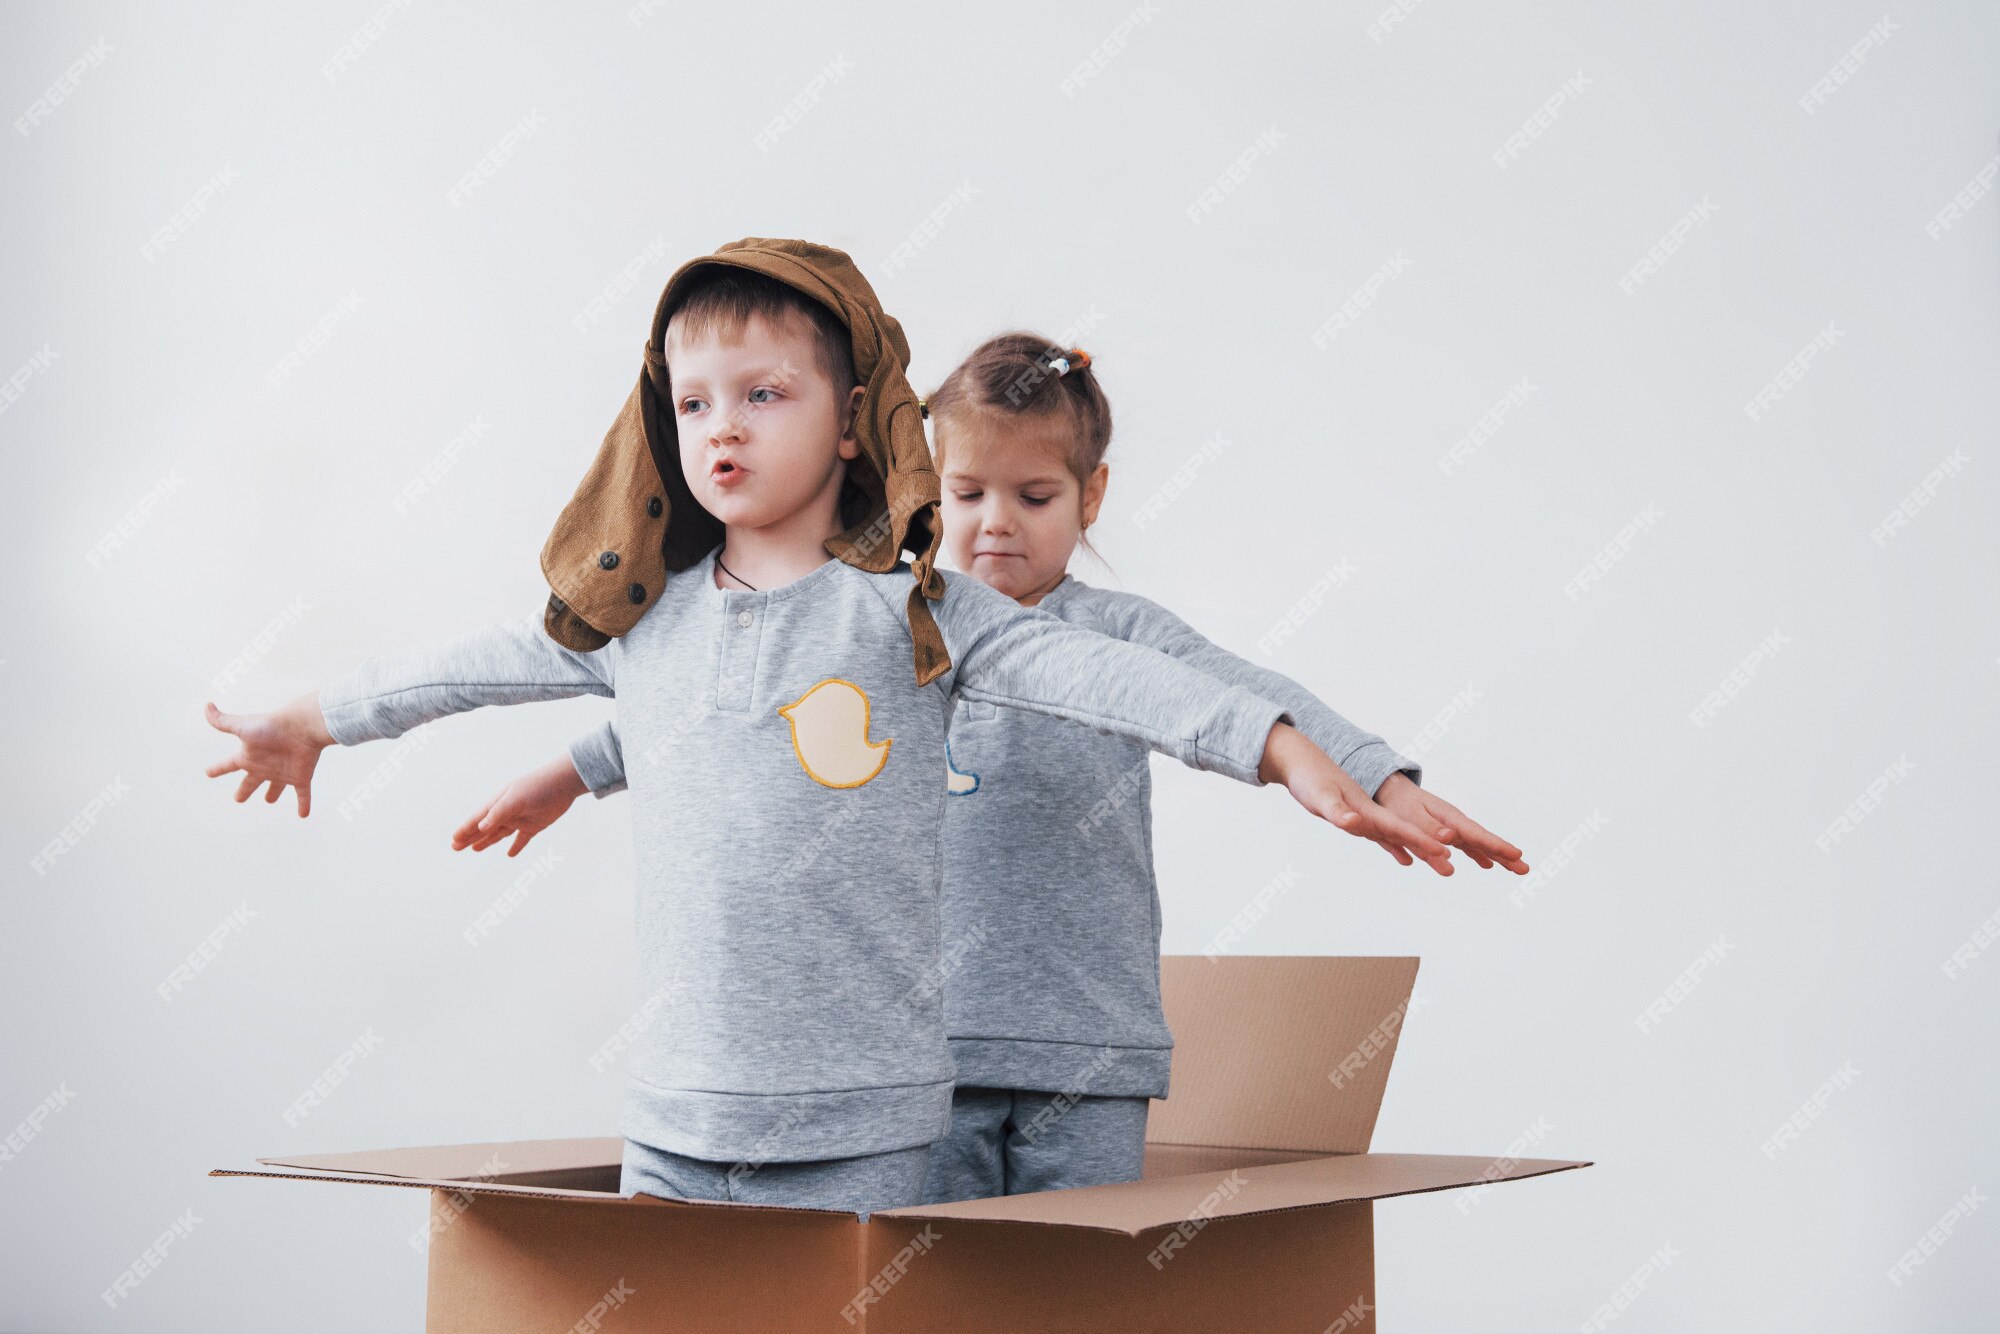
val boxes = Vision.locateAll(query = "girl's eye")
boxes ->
[1021,494,1053,507]
[748,387,778,404]
[952,491,982,503]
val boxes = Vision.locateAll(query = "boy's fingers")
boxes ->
[264,781,285,804]
[507,830,532,856]
[1427,802,1526,867]
[451,808,495,848]
[203,701,241,734]
[1445,816,1528,874]
[233,774,261,803]
[297,784,311,818]
[204,754,244,779]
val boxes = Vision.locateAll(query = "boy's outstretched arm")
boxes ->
[1106,595,1527,875]
[920,573,1456,874]
[202,610,617,818]
[450,722,624,856]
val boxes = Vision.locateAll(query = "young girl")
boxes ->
[458,332,1526,1203]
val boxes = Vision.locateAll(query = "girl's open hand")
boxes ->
[1256,723,1456,875]
[1373,772,1529,874]
[203,692,335,818]
[451,755,589,856]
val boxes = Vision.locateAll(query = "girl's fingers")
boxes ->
[233,773,261,803]
[296,783,312,819]
[203,701,242,735]
[507,829,533,856]
[1368,807,1453,869]
[264,781,285,804]
[1374,837,1413,867]
[204,754,245,779]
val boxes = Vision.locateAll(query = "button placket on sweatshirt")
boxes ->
[715,589,765,713]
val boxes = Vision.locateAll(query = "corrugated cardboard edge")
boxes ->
[204,1166,857,1220]
[879,1152,1594,1237]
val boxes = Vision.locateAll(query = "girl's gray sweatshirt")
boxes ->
[567,574,1420,1103]
[316,553,1289,1163]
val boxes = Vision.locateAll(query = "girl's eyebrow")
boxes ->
[943,471,1066,487]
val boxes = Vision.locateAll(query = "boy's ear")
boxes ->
[837,383,865,461]
[1080,462,1110,528]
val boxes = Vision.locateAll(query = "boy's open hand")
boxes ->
[451,756,589,857]
[1256,722,1458,875]
[1372,772,1528,874]
[202,692,336,818]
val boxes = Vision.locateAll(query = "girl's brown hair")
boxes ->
[926,331,1113,557]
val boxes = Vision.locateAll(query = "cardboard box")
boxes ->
[213,956,1589,1331]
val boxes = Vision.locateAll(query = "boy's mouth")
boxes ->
[709,458,748,486]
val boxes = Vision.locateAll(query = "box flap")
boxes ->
[879,1151,1590,1237]
[214,1137,868,1217]
[252,1136,621,1185]
[1146,955,1420,1154]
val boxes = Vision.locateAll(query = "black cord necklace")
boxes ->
[715,553,757,592]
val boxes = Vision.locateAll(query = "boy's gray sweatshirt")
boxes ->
[317,552,1290,1163]
[569,574,1420,1101]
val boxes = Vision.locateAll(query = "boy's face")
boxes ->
[938,412,1107,605]
[666,310,864,536]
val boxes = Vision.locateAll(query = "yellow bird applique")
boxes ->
[778,678,893,789]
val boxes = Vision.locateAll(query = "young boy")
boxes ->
[203,238,1456,1214]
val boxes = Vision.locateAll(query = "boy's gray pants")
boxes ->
[619,1136,932,1217]
[919,1086,1150,1204]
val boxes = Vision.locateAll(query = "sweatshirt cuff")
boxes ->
[317,679,391,747]
[567,732,628,798]
[1337,741,1423,797]
[1195,689,1293,786]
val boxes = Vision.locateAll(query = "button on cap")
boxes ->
[599,551,619,570]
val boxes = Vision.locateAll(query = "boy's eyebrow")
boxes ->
[669,363,798,393]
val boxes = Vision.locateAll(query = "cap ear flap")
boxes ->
[539,363,680,641]
[544,593,611,651]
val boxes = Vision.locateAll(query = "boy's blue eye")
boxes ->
[749,387,778,404]
[679,397,706,415]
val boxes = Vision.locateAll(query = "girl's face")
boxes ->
[937,411,1108,605]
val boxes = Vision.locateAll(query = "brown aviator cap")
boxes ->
[537,237,950,685]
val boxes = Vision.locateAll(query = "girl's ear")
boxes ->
[837,384,865,460]
[1079,462,1110,528]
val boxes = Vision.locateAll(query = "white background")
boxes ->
[4,1,1997,1330]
